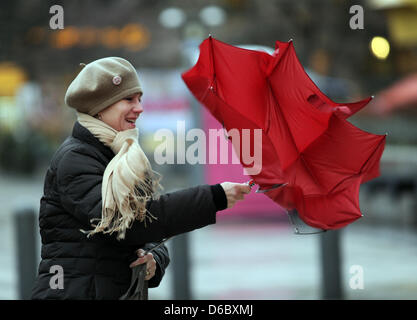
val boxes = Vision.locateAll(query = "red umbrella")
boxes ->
[182,37,386,230]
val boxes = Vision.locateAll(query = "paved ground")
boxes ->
[1,170,417,300]
[149,219,417,300]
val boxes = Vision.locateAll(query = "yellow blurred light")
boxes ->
[370,36,390,60]
[51,27,80,49]
[46,25,151,51]
[79,27,98,47]
[120,24,150,51]
[101,27,121,49]
[0,62,27,96]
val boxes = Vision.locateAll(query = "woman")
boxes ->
[31,57,251,299]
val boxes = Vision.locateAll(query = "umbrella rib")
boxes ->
[357,135,386,176]
[266,45,320,161]
[298,153,325,193]
[266,40,291,76]
[205,90,284,180]
[325,135,386,195]
[208,36,218,92]
[266,80,301,162]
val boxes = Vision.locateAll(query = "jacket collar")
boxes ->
[72,121,115,160]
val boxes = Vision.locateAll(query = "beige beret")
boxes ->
[65,57,142,116]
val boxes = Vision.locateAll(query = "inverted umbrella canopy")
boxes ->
[182,36,386,230]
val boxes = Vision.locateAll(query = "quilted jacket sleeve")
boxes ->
[56,146,218,246]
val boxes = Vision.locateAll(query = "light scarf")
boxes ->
[76,111,162,240]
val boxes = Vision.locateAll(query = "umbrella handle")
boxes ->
[247,180,256,188]
[247,180,288,193]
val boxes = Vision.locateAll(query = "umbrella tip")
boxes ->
[385,132,389,136]
[371,95,375,99]
[208,33,212,38]
[288,38,293,43]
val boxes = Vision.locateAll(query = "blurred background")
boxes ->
[1,0,417,300]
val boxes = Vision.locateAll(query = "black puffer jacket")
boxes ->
[31,121,227,300]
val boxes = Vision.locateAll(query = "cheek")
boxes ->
[112,107,126,123]
[120,111,130,123]
[101,103,130,131]
[112,112,123,124]
[104,111,122,130]
[118,112,125,122]
[117,115,128,130]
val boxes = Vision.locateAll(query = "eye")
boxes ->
[124,97,133,101]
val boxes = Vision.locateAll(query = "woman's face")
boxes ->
[98,93,143,131]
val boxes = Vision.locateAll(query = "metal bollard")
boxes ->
[171,233,191,299]
[14,207,38,300]
[320,229,344,300]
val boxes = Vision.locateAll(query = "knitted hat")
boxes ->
[65,57,142,116]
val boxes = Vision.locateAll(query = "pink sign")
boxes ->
[202,108,285,219]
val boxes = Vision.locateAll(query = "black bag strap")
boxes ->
[119,237,171,300]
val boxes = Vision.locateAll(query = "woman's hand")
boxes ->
[220,182,251,209]
[130,249,156,281]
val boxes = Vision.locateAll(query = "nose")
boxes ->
[132,101,144,114]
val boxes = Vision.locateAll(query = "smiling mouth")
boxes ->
[126,119,136,123]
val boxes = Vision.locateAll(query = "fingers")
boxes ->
[227,198,236,208]
[129,257,146,268]
[130,249,157,280]
[129,252,154,268]
[234,183,251,199]
[244,184,252,194]
[235,189,245,201]
[220,182,252,209]
[136,249,145,257]
[237,184,251,194]
[145,257,156,280]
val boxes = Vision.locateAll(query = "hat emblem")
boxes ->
[112,75,122,85]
